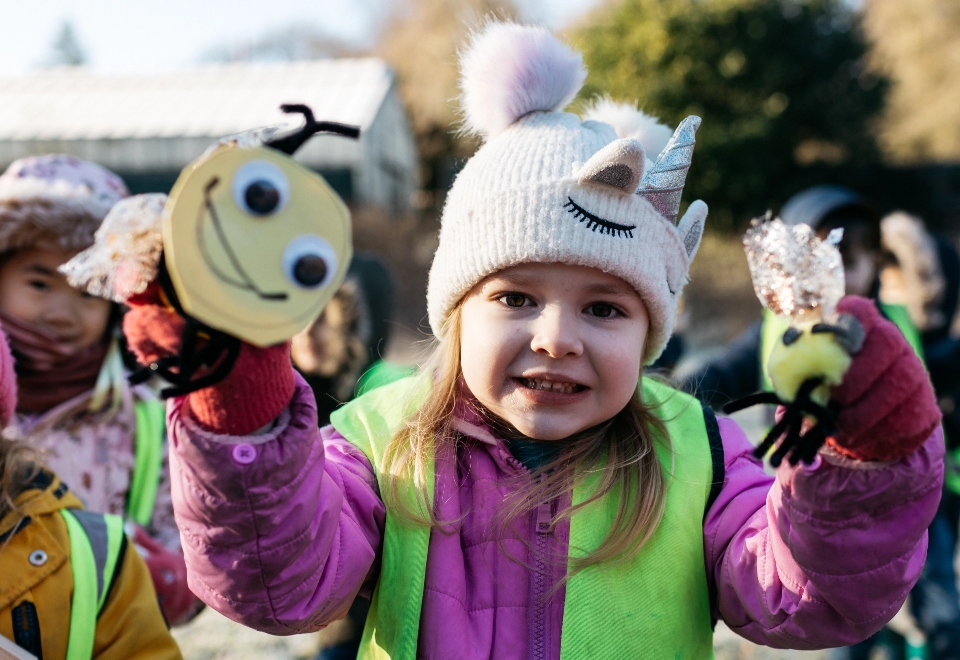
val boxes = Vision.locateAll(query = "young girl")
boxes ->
[0,324,181,659]
[0,155,197,625]
[122,23,943,657]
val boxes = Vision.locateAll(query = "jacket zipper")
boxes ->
[532,499,553,660]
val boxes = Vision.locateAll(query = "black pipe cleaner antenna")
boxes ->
[264,104,360,155]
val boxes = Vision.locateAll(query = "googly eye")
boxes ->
[282,235,338,289]
[231,160,290,216]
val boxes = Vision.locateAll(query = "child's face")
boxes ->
[842,245,878,297]
[0,249,112,352]
[459,263,649,441]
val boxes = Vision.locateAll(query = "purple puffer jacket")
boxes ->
[168,373,943,658]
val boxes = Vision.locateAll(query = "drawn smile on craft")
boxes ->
[563,197,636,238]
[197,177,289,301]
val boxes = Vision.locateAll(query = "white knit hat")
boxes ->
[427,22,708,364]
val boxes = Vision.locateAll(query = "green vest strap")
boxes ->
[760,310,789,392]
[878,302,924,359]
[356,360,417,398]
[61,509,125,660]
[333,375,716,659]
[332,375,432,660]
[128,400,166,526]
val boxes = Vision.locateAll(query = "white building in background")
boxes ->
[0,59,418,212]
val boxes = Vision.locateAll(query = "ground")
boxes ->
[173,606,829,659]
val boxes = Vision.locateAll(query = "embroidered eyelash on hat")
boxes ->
[563,198,636,238]
[427,20,709,364]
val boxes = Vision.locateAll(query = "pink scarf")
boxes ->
[0,311,110,414]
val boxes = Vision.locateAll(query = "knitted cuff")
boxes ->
[827,296,941,461]
[184,342,296,436]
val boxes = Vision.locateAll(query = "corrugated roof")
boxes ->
[0,59,394,141]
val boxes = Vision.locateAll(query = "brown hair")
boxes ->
[381,304,671,574]
[0,436,39,521]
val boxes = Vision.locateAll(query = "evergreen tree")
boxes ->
[48,21,87,67]
[572,0,886,230]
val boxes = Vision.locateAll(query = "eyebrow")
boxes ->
[24,265,57,276]
[582,282,636,297]
[486,275,635,297]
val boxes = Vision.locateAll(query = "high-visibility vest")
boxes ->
[331,375,720,659]
[59,509,125,660]
[127,401,166,527]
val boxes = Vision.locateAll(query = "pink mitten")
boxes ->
[132,526,202,626]
[827,296,940,461]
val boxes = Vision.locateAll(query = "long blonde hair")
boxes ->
[381,305,671,573]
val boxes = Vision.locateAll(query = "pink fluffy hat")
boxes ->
[0,154,128,255]
[427,21,708,364]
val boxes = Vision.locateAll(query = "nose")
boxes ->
[530,305,583,358]
[41,293,81,330]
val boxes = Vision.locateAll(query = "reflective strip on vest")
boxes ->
[61,509,125,660]
[128,400,166,526]
[331,375,716,659]
[760,302,925,392]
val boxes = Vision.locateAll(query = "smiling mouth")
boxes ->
[517,377,587,394]
[198,177,288,301]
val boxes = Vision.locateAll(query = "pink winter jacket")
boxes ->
[168,373,943,657]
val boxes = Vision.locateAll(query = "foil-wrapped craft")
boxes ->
[743,212,845,319]
[60,193,166,303]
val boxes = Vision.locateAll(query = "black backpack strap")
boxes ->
[702,404,725,628]
[703,405,725,519]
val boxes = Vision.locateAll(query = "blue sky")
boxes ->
[0,0,601,76]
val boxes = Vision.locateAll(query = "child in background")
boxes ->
[122,23,943,657]
[0,155,197,625]
[0,323,181,659]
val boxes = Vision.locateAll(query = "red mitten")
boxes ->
[132,526,201,626]
[123,282,295,435]
[827,296,941,461]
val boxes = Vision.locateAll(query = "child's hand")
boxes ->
[132,525,200,626]
[123,282,295,435]
[827,296,941,462]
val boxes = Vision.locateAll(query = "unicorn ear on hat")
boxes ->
[458,21,587,140]
[578,139,646,194]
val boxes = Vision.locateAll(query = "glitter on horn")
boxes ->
[637,115,701,224]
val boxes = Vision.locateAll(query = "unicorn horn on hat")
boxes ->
[637,115,701,224]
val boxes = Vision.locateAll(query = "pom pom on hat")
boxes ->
[459,21,586,139]
[583,98,673,165]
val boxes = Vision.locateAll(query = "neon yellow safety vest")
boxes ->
[331,375,722,660]
[127,400,166,526]
[59,509,125,660]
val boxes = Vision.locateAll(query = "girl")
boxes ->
[122,23,943,658]
[0,155,197,625]
[0,324,181,659]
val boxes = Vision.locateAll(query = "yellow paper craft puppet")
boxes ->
[723,213,865,466]
[61,104,358,396]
